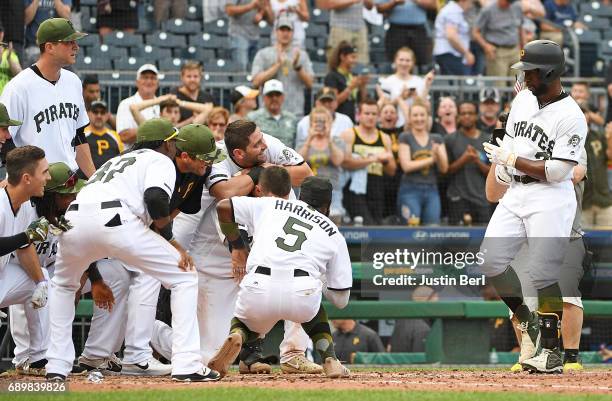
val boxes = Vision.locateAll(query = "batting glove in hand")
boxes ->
[25,217,50,243]
[0,310,6,319]
[484,137,516,168]
[495,164,512,186]
[49,216,73,235]
[31,280,48,309]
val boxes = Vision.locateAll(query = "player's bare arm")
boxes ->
[210,175,256,201]
[15,245,45,284]
[283,163,313,187]
[217,199,248,282]
[75,143,96,178]
[485,163,509,203]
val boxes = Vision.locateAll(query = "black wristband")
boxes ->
[229,237,246,250]
[158,222,173,241]
[247,165,265,185]
[87,262,103,283]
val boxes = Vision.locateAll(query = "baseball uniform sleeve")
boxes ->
[229,196,258,233]
[326,235,353,290]
[144,155,176,197]
[265,134,304,166]
[206,158,232,189]
[551,116,588,163]
[116,99,137,134]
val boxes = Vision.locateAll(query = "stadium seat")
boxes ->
[114,57,149,71]
[601,39,612,56]
[146,32,187,48]
[79,34,101,47]
[76,55,112,71]
[163,19,202,35]
[190,33,230,49]
[258,37,271,49]
[574,29,602,44]
[579,15,610,30]
[131,45,173,62]
[137,17,156,34]
[205,58,241,73]
[311,8,330,24]
[80,0,97,6]
[103,32,143,48]
[259,21,273,37]
[306,23,327,38]
[87,44,129,60]
[186,4,203,20]
[580,2,612,18]
[81,14,97,33]
[311,62,328,75]
[181,47,216,62]
[159,57,185,71]
[206,19,229,36]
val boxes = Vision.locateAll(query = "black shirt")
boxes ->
[172,88,215,123]
[170,163,210,214]
[476,119,496,137]
[324,70,357,122]
[0,0,25,45]
[332,323,385,363]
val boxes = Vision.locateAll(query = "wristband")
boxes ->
[247,165,265,185]
[220,221,240,237]
[294,64,302,71]
[229,237,246,250]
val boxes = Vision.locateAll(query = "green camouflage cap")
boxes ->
[0,103,22,127]
[176,124,226,163]
[45,162,85,194]
[36,18,87,45]
[137,118,182,143]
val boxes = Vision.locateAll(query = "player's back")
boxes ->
[77,149,176,225]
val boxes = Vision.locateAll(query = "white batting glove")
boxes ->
[484,137,516,168]
[31,281,48,309]
[495,164,512,186]
[0,310,6,319]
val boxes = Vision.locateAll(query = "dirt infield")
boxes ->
[3,368,611,394]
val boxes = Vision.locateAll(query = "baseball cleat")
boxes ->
[171,367,221,382]
[70,364,88,376]
[0,368,8,377]
[121,358,172,376]
[238,360,272,374]
[516,311,540,363]
[521,348,563,374]
[208,332,242,378]
[323,358,350,378]
[46,373,66,382]
[78,355,122,374]
[16,358,47,376]
[510,363,523,372]
[281,355,323,374]
[238,338,271,374]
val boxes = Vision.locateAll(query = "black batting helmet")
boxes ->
[511,40,565,84]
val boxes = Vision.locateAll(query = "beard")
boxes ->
[529,82,548,97]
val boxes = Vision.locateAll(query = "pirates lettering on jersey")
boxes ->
[273,199,337,237]
[33,103,81,133]
[513,121,555,155]
[35,239,57,260]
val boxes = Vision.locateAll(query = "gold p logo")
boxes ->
[520,49,525,58]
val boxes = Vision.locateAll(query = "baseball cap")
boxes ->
[136,118,182,143]
[231,85,259,105]
[36,18,87,45]
[262,79,284,96]
[316,87,336,102]
[479,87,500,103]
[176,124,227,163]
[299,176,333,209]
[276,14,293,30]
[90,100,108,111]
[45,162,86,194]
[137,64,159,79]
[0,103,22,127]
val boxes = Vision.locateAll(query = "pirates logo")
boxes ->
[567,134,581,148]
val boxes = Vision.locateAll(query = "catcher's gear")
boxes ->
[511,40,565,84]
[31,280,48,309]
[25,217,50,243]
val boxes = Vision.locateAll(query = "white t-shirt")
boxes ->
[378,74,426,128]
[295,112,354,149]
[0,189,37,273]
[231,196,352,290]
[77,149,176,227]
[0,67,89,171]
[116,92,160,136]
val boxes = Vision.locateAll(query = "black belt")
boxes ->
[67,200,122,211]
[490,43,517,49]
[255,266,309,277]
[513,175,539,184]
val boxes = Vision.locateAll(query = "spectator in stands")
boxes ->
[571,82,605,128]
[172,61,215,125]
[0,33,21,95]
[378,100,403,221]
[445,101,491,226]
[521,17,537,43]
[130,93,212,128]
[540,0,583,45]
[81,74,101,111]
[206,107,230,141]
[433,0,474,76]
[377,47,435,128]
[375,0,436,69]
[298,107,345,223]
[85,100,123,168]
[296,87,353,149]
[116,64,161,146]
[251,14,314,117]
[341,98,397,225]
[332,320,385,363]
[229,85,259,123]
[97,0,139,36]
[0,1,25,67]
[269,0,309,47]
[476,87,500,136]
[472,0,523,86]
[159,99,181,125]
[318,0,373,64]
[397,98,448,225]
[226,0,272,71]
[154,0,187,26]
[324,42,369,122]
[388,286,437,352]
[247,79,297,147]
[431,96,458,136]
[607,63,612,125]
[24,0,71,65]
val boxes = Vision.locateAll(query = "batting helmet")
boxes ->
[511,40,565,84]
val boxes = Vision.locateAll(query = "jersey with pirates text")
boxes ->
[231,196,352,290]
[0,67,89,171]
[77,149,176,227]
[504,90,587,180]
[0,189,37,272]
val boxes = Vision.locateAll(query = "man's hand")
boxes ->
[483,43,496,60]
[231,249,248,283]
[31,281,48,309]
[170,240,195,271]
[91,281,115,312]
[464,51,476,66]
[25,217,50,243]
[49,216,73,235]
[484,137,516,168]
[292,48,301,69]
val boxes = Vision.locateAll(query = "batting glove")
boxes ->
[495,164,512,186]
[31,280,48,309]
[483,137,517,168]
[0,310,6,319]
[49,216,73,235]
[25,217,50,243]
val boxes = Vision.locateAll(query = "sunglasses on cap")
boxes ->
[47,170,78,192]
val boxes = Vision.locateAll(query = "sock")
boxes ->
[564,349,579,363]
[489,265,524,313]
[302,304,337,361]
[514,304,532,324]
[230,317,258,343]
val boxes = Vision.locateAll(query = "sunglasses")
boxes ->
[47,171,78,192]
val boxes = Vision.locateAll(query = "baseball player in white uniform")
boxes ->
[481,40,588,373]
[208,171,352,378]
[44,119,221,382]
[0,18,95,177]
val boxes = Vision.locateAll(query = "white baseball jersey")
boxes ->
[0,67,89,171]
[505,90,587,180]
[231,196,352,290]
[77,149,176,227]
[0,189,37,273]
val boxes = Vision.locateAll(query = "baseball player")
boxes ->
[0,102,20,179]
[481,40,588,373]
[44,119,221,382]
[0,18,95,177]
[208,170,352,378]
